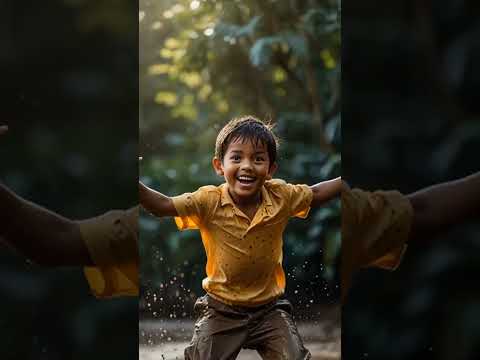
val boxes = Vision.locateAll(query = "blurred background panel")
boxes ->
[139,0,341,358]
[343,1,480,359]
[0,1,138,359]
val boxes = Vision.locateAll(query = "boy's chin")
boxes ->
[231,182,260,195]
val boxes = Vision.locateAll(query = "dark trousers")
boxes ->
[184,295,311,360]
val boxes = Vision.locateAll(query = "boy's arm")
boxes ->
[407,171,480,241]
[0,125,92,266]
[139,181,178,217]
[0,182,93,266]
[310,176,342,208]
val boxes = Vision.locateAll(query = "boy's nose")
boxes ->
[240,161,253,170]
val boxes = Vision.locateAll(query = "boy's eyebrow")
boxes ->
[229,150,267,154]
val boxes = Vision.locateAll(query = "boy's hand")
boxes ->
[310,177,342,208]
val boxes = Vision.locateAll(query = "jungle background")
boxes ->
[343,1,480,360]
[0,1,138,359]
[138,0,341,358]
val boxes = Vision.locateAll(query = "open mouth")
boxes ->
[237,175,257,185]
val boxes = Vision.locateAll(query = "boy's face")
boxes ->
[212,137,277,205]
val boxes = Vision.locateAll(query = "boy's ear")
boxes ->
[266,162,278,180]
[212,157,224,176]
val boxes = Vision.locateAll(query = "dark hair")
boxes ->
[215,116,279,166]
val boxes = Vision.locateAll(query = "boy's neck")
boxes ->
[227,187,262,209]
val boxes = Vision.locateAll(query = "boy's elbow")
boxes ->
[311,188,325,208]
[37,222,92,267]
[407,193,437,241]
[159,197,178,217]
[141,201,169,218]
[310,183,341,207]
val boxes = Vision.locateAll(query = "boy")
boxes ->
[139,116,342,359]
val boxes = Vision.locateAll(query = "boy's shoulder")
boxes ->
[193,184,222,198]
[264,178,288,188]
[264,178,290,198]
[193,184,223,202]
[264,179,313,206]
[197,184,222,192]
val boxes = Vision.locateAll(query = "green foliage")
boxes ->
[249,32,309,67]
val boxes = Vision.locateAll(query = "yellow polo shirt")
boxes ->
[342,188,413,300]
[79,206,139,298]
[172,179,313,307]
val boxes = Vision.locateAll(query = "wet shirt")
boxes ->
[341,188,413,300]
[172,179,313,307]
[79,206,139,298]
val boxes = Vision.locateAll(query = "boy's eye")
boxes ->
[231,155,241,161]
[255,157,265,162]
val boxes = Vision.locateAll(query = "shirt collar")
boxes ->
[220,183,273,208]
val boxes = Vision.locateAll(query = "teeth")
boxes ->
[238,176,255,181]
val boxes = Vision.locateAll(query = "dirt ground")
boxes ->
[139,341,339,360]
[139,311,340,360]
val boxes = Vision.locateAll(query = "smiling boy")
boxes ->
[139,116,342,360]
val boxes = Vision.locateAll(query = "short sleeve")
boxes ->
[286,183,313,218]
[171,186,214,230]
[79,207,139,298]
[343,189,413,269]
[341,188,413,299]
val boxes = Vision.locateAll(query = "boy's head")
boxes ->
[214,116,279,167]
[212,116,279,204]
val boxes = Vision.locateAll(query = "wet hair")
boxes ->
[215,116,279,167]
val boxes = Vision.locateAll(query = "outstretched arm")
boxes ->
[310,176,342,208]
[139,181,178,217]
[0,182,93,266]
[0,125,92,266]
[408,171,480,241]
